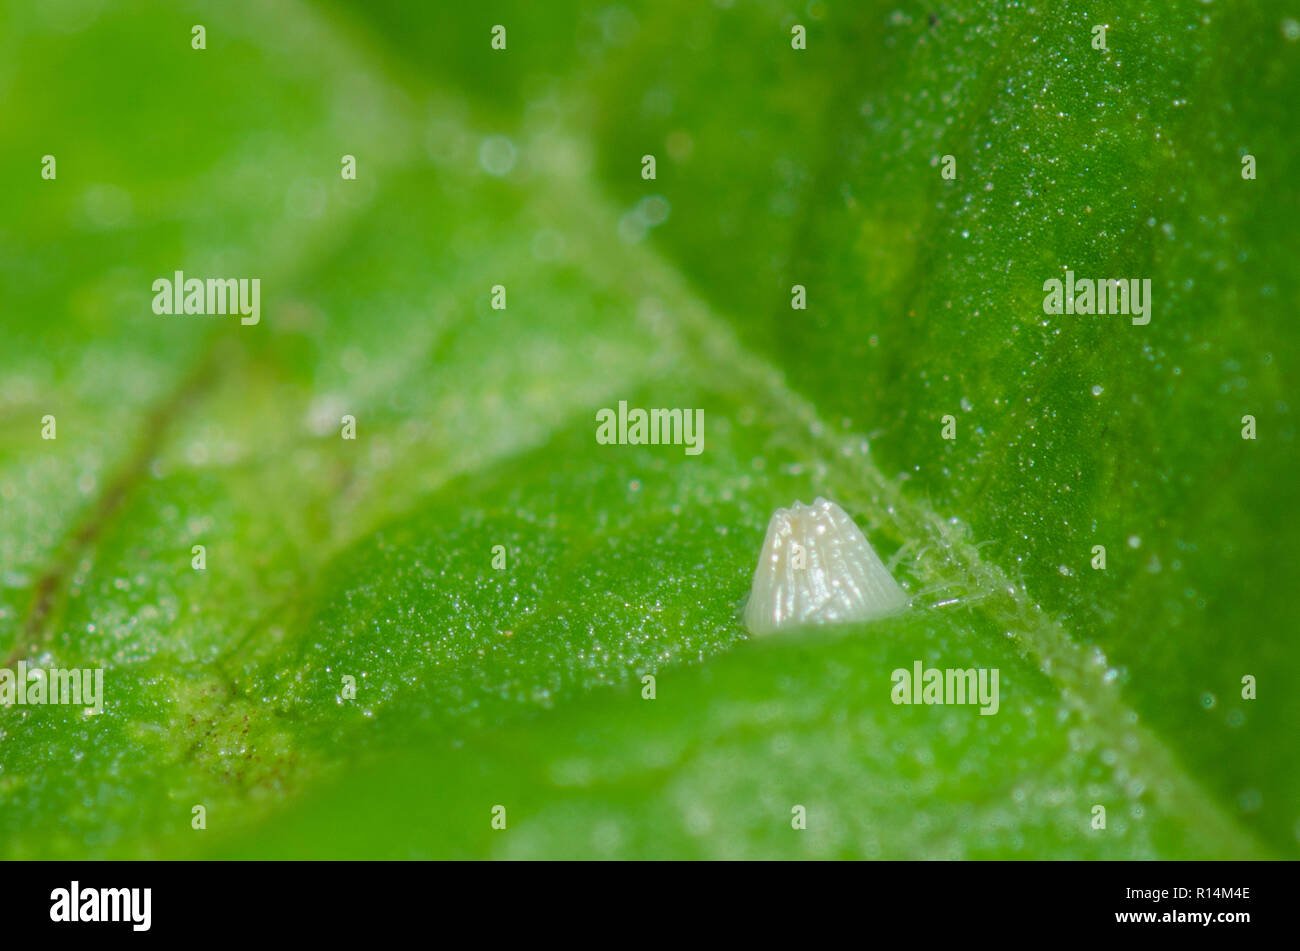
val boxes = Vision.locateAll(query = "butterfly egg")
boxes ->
[743,497,907,636]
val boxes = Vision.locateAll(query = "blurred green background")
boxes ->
[0,0,1296,858]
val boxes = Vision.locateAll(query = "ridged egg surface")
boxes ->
[743,497,907,636]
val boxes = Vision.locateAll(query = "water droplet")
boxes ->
[640,195,671,225]
[479,136,517,176]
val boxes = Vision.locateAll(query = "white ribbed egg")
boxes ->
[743,497,907,636]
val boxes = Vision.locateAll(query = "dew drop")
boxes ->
[478,136,517,176]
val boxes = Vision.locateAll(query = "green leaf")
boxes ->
[1,0,1294,859]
